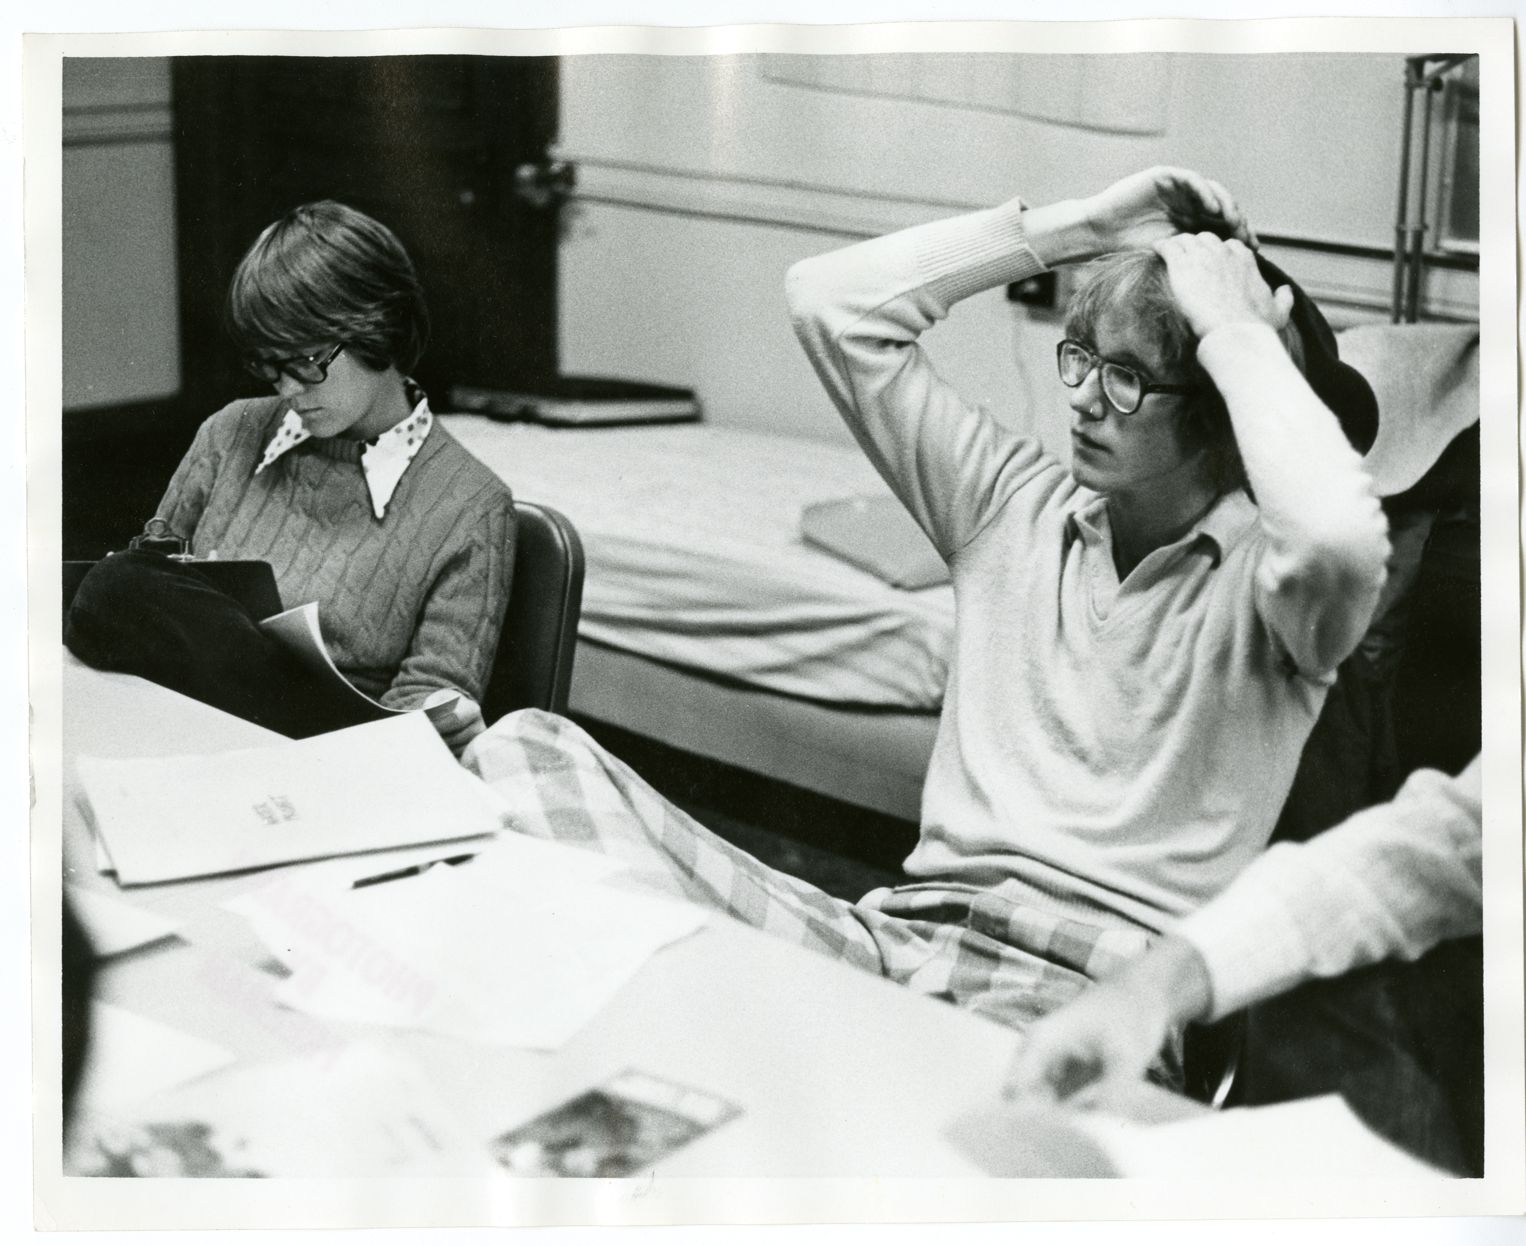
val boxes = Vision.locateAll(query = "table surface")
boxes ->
[60,654,1101,1179]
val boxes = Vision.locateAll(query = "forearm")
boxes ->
[154,421,220,547]
[785,196,1042,362]
[383,513,514,711]
[1022,197,1110,270]
[1177,760,1483,1020]
[786,198,1060,554]
[1110,935,1214,1030]
[383,598,502,711]
[1198,323,1390,671]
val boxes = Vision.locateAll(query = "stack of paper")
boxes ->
[226,835,705,1050]
[75,713,507,885]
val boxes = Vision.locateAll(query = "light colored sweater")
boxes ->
[1178,758,1482,1020]
[787,198,1390,932]
[156,396,516,710]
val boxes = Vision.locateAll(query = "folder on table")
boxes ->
[75,713,507,886]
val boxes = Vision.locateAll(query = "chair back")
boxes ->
[481,499,585,722]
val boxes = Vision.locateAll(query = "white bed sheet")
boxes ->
[441,417,954,709]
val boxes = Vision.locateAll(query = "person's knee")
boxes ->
[477,707,602,760]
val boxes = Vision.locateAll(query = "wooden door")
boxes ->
[171,55,560,417]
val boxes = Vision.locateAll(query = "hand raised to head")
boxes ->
[1153,232,1295,341]
[1082,167,1259,256]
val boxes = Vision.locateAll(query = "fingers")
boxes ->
[1003,1033,1054,1102]
[1154,169,1218,229]
[1151,232,1278,339]
[1203,176,1258,248]
[1271,283,1295,326]
[1152,231,1257,268]
[1154,168,1257,245]
[444,705,487,755]
[1004,1029,1106,1104]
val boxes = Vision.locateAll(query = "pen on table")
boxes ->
[351,852,477,889]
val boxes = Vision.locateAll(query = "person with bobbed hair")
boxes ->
[66,201,515,750]
[460,167,1391,1064]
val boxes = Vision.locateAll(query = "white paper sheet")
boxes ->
[67,1043,487,1179]
[258,602,397,715]
[66,884,180,956]
[226,838,704,1050]
[1074,1093,1450,1181]
[74,1002,237,1111]
[75,713,507,884]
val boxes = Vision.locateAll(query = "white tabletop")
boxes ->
[60,655,1061,1179]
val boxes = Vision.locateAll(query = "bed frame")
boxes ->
[567,639,939,824]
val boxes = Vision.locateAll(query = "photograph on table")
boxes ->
[24,10,1521,1232]
[491,1071,742,1178]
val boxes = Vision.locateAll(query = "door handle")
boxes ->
[511,159,576,211]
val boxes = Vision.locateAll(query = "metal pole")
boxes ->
[1391,59,1420,323]
[1405,69,1439,322]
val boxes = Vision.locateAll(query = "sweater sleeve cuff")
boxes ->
[1172,851,1312,1021]
[916,197,1048,309]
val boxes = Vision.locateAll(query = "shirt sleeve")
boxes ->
[785,198,1072,560]
[1176,758,1483,1021]
[1196,323,1391,679]
[380,489,517,712]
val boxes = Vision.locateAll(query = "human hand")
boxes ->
[1082,166,1257,256]
[1003,936,1212,1105]
[422,689,487,757]
[1153,232,1295,340]
[1003,979,1173,1106]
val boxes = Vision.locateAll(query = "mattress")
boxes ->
[441,417,954,709]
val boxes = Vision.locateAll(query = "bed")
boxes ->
[439,419,950,820]
[440,321,1482,826]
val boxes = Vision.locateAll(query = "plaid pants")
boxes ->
[465,710,1158,1040]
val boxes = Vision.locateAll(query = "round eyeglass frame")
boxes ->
[1055,338,1194,415]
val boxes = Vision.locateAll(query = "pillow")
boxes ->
[800,496,950,590]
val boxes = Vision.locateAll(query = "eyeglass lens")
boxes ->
[245,346,337,386]
[1058,342,1143,414]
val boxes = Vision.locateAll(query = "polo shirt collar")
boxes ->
[254,395,434,520]
[1065,487,1256,565]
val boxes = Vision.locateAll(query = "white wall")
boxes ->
[563,54,1408,245]
[62,57,181,412]
[556,202,1049,450]
[558,53,1478,450]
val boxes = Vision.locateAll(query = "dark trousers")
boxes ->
[1236,936,1484,1176]
[65,550,379,739]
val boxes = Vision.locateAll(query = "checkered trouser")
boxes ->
[464,710,1161,1045]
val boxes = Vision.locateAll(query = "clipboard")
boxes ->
[62,518,283,622]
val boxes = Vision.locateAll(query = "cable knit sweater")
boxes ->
[156,395,516,710]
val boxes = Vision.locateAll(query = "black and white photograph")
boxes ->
[18,6,1523,1234]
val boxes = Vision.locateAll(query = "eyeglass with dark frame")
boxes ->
[1055,338,1194,416]
[244,342,345,387]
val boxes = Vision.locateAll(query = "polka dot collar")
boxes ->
[255,396,435,520]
